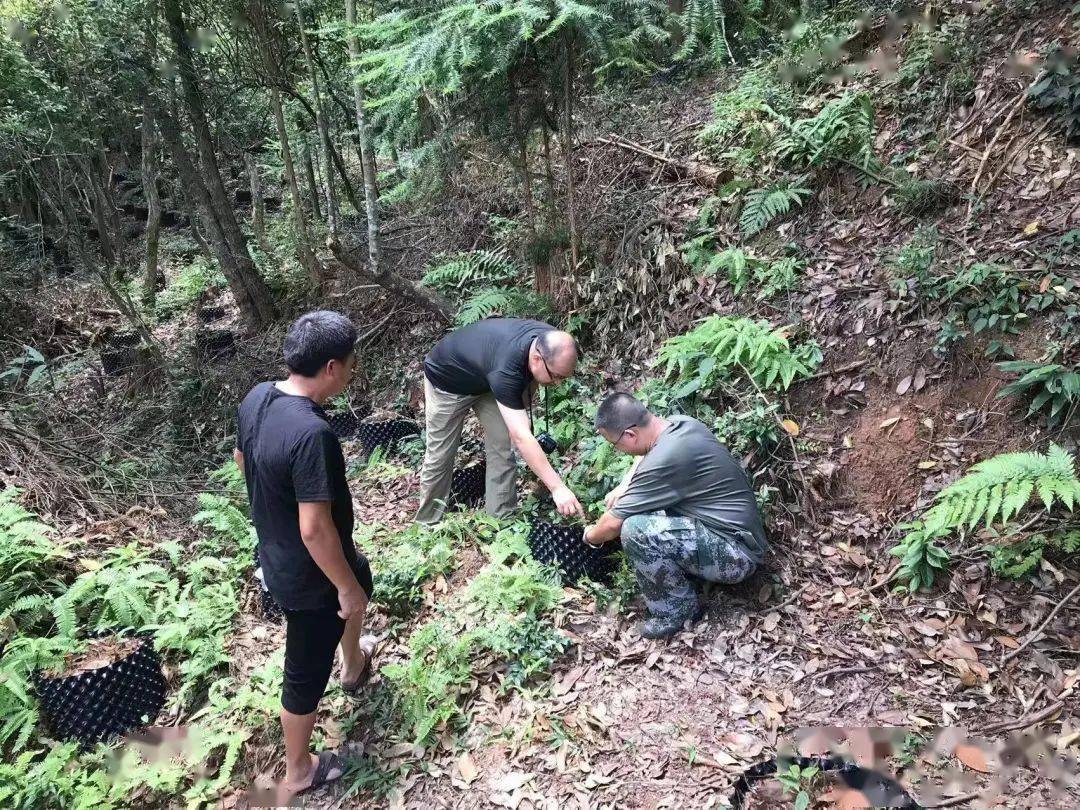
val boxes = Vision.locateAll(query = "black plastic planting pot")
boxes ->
[355,419,420,458]
[327,411,361,440]
[528,520,622,585]
[34,633,167,748]
[254,566,284,623]
[449,461,486,509]
[194,329,235,359]
[197,305,226,323]
[101,346,138,376]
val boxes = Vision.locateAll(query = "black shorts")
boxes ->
[281,562,373,715]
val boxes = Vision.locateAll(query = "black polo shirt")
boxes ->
[235,381,364,611]
[423,318,553,409]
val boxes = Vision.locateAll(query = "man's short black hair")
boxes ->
[595,392,651,435]
[283,310,357,377]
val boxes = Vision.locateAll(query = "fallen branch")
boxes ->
[966,93,1027,221]
[592,135,731,189]
[805,358,871,381]
[982,700,1066,736]
[1003,582,1080,665]
[328,238,453,324]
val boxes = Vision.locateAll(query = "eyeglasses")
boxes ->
[539,354,568,384]
[612,425,637,447]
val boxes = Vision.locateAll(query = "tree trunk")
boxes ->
[345,0,381,276]
[562,32,580,278]
[141,13,163,308]
[141,101,163,308]
[177,182,213,259]
[154,104,272,330]
[84,160,117,268]
[271,88,323,285]
[244,151,272,255]
[302,134,322,220]
[163,0,277,326]
[97,144,126,262]
[541,123,557,220]
[295,0,339,237]
[508,71,536,241]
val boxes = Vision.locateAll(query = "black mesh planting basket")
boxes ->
[527,520,622,586]
[197,305,226,323]
[34,632,167,748]
[101,346,138,376]
[194,329,236,359]
[355,419,420,458]
[449,461,485,509]
[326,411,361,440]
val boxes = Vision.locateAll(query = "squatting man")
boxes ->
[582,393,768,639]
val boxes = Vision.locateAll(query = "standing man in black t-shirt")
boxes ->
[417,317,585,524]
[234,311,375,798]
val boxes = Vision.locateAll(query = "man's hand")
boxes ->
[337,584,368,620]
[552,485,584,518]
[604,484,627,510]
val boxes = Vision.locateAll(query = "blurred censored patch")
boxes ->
[774,7,1046,86]
[780,726,1080,807]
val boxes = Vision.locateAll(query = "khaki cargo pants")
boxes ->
[415,378,517,524]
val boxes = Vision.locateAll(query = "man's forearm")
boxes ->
[586,510,624,544]
[512,433,564,492]
[302,527,362,593]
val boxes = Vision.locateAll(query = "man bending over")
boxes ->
[417,317,584,524]
[582,393,768,639]
[234,311,376,797]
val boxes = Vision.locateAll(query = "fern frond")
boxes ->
[892,444,1080,590]
[739,183,812,237]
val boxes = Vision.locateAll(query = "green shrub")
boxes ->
[656,316,822,398]
[774,93,878,175]
[1028,44,1080,142]
[421,250,517,292]
[996,360,1080,427]
[683,244,802,299]
[154,256,226,321]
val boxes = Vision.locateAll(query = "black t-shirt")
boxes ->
[423,318,554,409]
[235,381,363,611]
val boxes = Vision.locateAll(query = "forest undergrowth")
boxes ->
[1,0,1079,807]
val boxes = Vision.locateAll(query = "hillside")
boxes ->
[1,1,1078,808]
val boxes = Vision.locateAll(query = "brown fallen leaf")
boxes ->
[879,416,901,430]
[896,376,913,395]
[457,753,479,784]
[955,743,994,773]
[781,419,800,436]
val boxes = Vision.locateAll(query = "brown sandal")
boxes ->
[341,635,378,694]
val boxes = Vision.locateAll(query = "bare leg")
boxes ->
[280,709,319,791]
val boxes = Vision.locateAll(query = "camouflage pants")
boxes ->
[622,513,758,623]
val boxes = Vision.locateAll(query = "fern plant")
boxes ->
[0,635,79,754]
[772,93,878,174]
[192,493,257,564]
[995,360,1080,427]
[739,181,812,238]
[656,316,822,398]
[686,245,802,300]
[52,545,169,636]
[455,285,552,326]
[421,250,518,292]
[0,488,69,630]
[989,530,1080,579]
[891,444,1080,591]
